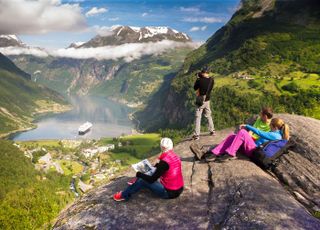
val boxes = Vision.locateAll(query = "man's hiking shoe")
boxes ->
[192,135,200,141]
[210,131,216,136]
[204,153,217,162]
[113,192,125,201]
[190,142,205,160]
[127,177,137,185]
[215,154,237,162]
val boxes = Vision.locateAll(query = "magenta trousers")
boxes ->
[211,129,257,157]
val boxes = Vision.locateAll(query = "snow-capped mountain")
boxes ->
[0,35,26,47]
[75,26,191,48]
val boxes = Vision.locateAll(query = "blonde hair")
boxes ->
[271,118,290,140]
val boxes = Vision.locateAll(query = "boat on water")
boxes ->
[78,122,93,135]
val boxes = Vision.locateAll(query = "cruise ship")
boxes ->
[78,122,93,135]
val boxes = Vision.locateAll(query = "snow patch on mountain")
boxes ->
[0,35,20,41]
[0,34,26,47]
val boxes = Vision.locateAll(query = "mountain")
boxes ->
[137,0,320,131]
[8,26,194,105]
[0,35,25,48]
[0,52,30,79]
[75,26,191,48]
[0,52,69,137]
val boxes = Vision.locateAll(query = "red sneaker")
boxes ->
[127,177,138,185]
[113,191,125,201]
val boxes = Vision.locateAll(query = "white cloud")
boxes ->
[85,7,108,17]
[142,12,148,17]
[109,17,120,21]
[189,26,207,32]
[0,0,87,35]
[0,46,49,57]
[0,40,199,62]
[51,41,198,62]
[183,17,223,23]
[92,26,115,37]
[180,7,200,12]
[201,26,207,31]
[190,27,200,32]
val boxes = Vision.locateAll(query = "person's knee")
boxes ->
[238,129,247,136]
[135,178,147,186]
[204,112,211,118]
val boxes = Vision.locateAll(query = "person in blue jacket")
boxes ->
[208,118,290,160]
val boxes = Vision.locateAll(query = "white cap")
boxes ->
[160,137,173,152]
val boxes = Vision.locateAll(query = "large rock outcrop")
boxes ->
[54,114,320,229]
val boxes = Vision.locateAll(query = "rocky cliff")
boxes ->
[53,114,320,229]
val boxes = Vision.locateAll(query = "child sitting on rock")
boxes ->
[113,138,184,201]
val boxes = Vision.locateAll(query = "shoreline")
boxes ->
[2,104,73,140]
[3,96,144,141]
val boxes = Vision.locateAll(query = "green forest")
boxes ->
[0,140,73,229]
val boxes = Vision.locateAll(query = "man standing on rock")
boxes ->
[193,66,215,140]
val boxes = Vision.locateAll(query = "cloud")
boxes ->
[189,26,207,32]
[109,17,120,21]
[180,7,200,12]
[0,46,49,57]
[142,12,148,17]
[85,7,108,17]
[0,0,87,35]
[92,26,115,37]
[183,17,224,23]
[0,40,200,62]
[51,41,198,62]
[190,27,200,32]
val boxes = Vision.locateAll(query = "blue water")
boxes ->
[12,96,134,141]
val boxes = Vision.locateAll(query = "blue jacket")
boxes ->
[245,125,282,147]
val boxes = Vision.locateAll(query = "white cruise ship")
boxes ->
[78,122,93,135]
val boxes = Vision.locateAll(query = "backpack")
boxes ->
[251,139,295,169]
[195,77,212,107]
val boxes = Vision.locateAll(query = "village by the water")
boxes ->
[14,138,123,197]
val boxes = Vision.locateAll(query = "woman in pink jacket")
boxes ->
[113,138,184,201]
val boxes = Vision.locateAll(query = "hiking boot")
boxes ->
[210,130,216,136]
[113,191,125,202]
[192,135,200,141]
[190,142,206,160]
[216,154,237,162]
[205,153,217,162]
[127,177,137,185]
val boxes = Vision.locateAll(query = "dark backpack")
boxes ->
[251,139,295,169]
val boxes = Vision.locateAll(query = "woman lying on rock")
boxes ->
[113,138,184,201]
[191,118,290,161]
[191,107,273,160]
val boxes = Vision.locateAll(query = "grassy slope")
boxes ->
[0,140,73,229]
[99,133,161,165]
[138,0,320,132]
[0,55,69,137]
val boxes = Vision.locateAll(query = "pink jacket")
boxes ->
[159,150,184,190]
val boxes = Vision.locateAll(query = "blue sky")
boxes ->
[0,0,239,49]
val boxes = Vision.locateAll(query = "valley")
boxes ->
[0,133,160,229]
[0,0,319,229]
